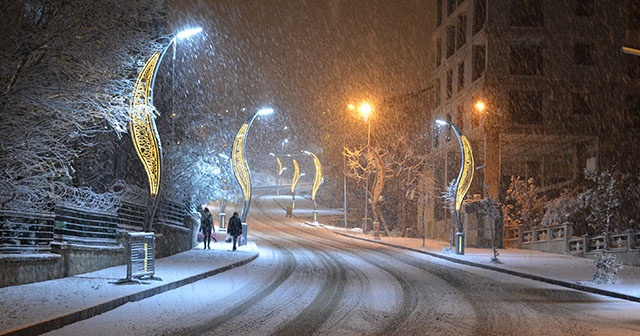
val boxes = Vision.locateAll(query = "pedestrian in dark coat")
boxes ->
[201,207,214,249]
[227,212,242,251]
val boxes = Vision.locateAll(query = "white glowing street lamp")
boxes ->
[231,107,274,223]
[435,119,474,255]
[130,26,202,232]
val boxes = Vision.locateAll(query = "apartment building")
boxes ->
[426,0,640,240]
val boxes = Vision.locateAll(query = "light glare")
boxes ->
[176,27,203,40]
[258,108,274,115]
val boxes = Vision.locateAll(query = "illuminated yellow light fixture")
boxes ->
[129,26,202,231]
[303,150,323,223]
[231,107,273,222]
[290,158,300,196]
[435,119,474,255]
[130,52,162,197]
[303,151,323,201]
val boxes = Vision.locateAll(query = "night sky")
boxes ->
[167,0,435,128]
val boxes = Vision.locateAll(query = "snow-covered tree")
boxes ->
[0,0,166,211]
[571,167,640,240]
[541,186,587,235]
[501,176,547,231]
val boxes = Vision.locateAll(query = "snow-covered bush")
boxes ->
[501,176,546,231]
[593,251,623,284]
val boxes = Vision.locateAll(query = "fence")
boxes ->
[514,223,640,265]
[1,199,190,255]
[0,209,55,253]
[568,231,639,253]
[53,204,120,247]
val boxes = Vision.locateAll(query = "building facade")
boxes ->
[426,0,640,241]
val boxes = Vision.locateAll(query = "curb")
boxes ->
[335,231,640,303]
[2,252,259,336]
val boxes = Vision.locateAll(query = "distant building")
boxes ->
[426,0,640,240]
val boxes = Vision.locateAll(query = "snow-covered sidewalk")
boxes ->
[0,240,259,336]
[326,225,640,302]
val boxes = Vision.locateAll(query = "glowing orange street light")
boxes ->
[348,101,374,233]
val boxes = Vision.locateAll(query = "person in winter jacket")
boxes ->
[227,212,242,251]
[200,207,214,249]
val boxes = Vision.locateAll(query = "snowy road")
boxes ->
[46,195,640,336]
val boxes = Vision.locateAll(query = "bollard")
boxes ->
[241,223,248,246]
[219,212,226,229]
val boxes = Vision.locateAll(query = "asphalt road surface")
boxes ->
[46,195,640,336]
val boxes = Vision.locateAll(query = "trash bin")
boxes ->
[241,223,248,246]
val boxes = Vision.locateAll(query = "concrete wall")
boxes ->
[0,220,196,288]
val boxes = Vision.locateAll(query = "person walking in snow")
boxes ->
[200,207,214,249]
[227,212,243,251]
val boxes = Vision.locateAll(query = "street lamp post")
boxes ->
[303,150,323,223]
[436,119,474,255]
[269,153,286,196]
[130,26,202,232]
[231,107,274,223]
[289,155,301,211]
[348,102,373,233]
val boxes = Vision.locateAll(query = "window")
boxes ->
[446,114,453,141]
[473,0,486,35]
[472,45,486,81]
[436,38,442,67]
[435,78,441,107]
[510,41,544,76]
[446,69,453,100]
[456,15,467,50]
[575,0,594,17]
[574,43,593,65]
[437,0,443,26]
[447,0,456,16]
[508,90,543,124]
[572,93,591,115]
[458,62,465,91]
[446,25,456,58]
[510,0,543,27]
[457,105,464,131]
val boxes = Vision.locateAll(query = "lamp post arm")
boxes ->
[148,36,176,106]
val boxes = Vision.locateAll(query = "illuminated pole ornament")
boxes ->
[130,27,202,232]
[290,157,300,210]
[436,120,474,255]
[130,52,163,232]
[231,108,273,223]
[304,151,323,223]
